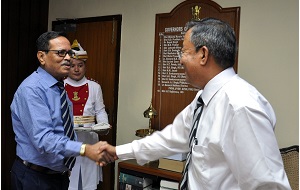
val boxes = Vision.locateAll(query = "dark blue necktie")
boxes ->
[57,81,76,170]
[180,96,204,190]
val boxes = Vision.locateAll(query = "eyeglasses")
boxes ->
[42,49,75,58]
[177,45,204,60]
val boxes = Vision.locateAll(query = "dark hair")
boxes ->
[36,31,67,51]
[185,18,237,69]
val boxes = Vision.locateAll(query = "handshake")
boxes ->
[83,141,118,166]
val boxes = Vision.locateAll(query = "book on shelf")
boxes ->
[164,153,187,161]
[119,172,153,189]
[160,179,179,190]
[158,158,186,173]
[119,182,145,190]
[159,187,175,190]
[119,182,153,190]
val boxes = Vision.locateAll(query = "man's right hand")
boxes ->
[97,142,118,166]
[84,141,117,166]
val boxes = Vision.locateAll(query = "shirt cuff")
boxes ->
[65,140,82,156]
[116,143,135,160]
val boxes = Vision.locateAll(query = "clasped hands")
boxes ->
[84,141,117,166]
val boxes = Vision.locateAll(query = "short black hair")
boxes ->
[36,31,67,51]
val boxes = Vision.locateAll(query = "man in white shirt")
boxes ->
[99,18,291,189]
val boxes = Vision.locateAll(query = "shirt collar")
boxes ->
[64,76,87,86]
[201,67,237,106]
[37,67,59,88]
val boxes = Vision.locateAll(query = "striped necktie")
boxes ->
[57,81,76,170]
[180,96,204,190]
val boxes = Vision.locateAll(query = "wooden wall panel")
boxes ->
[1,0,49,189]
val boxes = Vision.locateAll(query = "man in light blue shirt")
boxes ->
[10,31,115,190]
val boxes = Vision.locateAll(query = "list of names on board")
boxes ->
[157,27,199,94]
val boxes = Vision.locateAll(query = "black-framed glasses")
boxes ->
[42,49,75,58]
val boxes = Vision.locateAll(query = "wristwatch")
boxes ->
[80,144,86,156]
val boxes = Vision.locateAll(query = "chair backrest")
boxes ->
[280,145,299,190]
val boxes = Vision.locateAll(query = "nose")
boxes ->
[65,53,72,60]
[74,65,80,71]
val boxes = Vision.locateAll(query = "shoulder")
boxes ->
[223,77,272,111]
[86,77,98,83]
[86,77,103,92]
[86,77,100,85]
[20,71,52,92]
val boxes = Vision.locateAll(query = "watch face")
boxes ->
[80,144,86,156]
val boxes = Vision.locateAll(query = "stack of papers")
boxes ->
[74,122,110,132]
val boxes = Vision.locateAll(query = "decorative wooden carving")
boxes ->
[151,0,240,130]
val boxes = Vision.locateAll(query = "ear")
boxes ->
[37,51,46,66]
[199,46,209,66]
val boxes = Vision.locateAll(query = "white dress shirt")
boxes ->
[117,67,291,189]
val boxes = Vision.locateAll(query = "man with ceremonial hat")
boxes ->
[65,39,109,190]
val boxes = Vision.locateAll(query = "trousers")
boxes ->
[11,159,69,190]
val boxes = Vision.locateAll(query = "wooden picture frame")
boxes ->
[151,0,240,130]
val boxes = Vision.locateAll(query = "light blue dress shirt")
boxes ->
[11,67,82,172]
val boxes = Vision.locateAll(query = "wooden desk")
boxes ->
[117,159,182,189]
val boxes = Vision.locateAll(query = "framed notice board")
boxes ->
[151,0,240,130]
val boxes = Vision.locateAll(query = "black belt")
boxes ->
[16,156,70,175]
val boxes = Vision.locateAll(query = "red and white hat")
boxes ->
[71,39,88,61]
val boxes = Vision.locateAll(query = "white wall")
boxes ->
[48,0,299,187]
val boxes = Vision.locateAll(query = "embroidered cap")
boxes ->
[71,39,88,61]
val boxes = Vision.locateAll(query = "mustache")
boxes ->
[61,61,71,66]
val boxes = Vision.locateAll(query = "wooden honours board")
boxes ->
[151,0,240,130]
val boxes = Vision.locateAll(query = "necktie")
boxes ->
[180,96,204,190]
[57,81,76,170]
